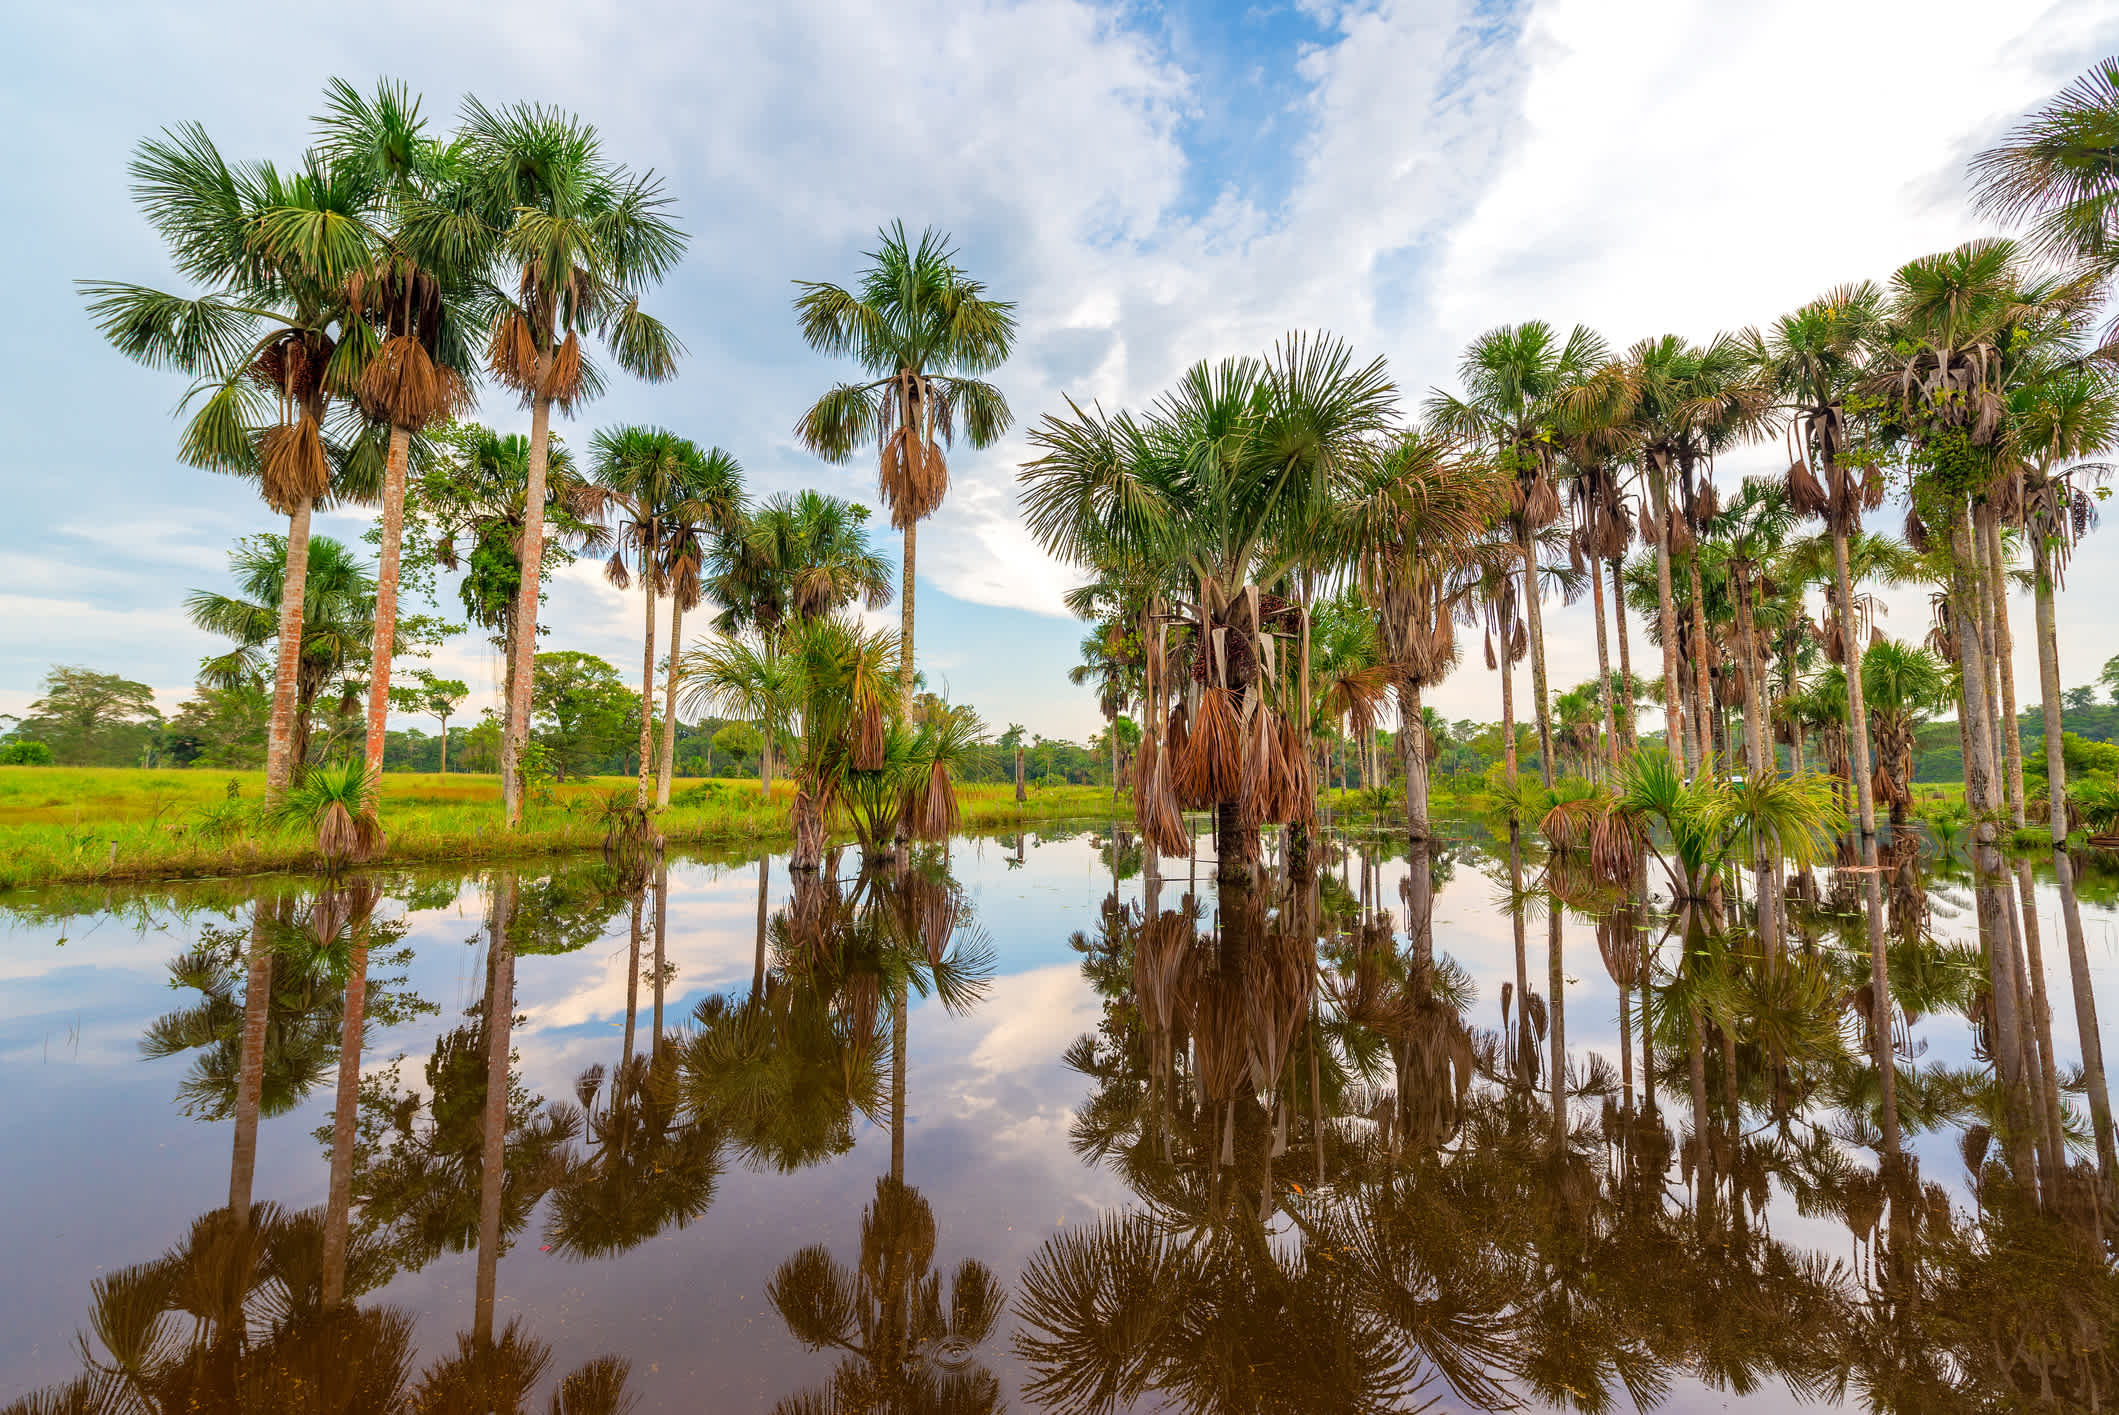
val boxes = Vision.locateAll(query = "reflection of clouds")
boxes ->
[962,964,1102,1077]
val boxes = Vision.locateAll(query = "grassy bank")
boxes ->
[0,766,1127,889]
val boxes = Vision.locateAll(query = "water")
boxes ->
[4,821,2118,1412]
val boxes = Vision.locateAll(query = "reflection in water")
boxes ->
[8,825,2119,1411]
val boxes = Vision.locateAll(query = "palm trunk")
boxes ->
[1548,904,1566,1154]
[2014,860,2067,1173]
[473,873,517,1349]
[1860,838,1900,1156]
[1509,828,1531,1082]
[502,391,554,828]
[899,521,918,704]
[1831,519,1879,837]
[1109,713,1119,806]
[1954,505,2001,829]
[2053,845,2118,1179]
[1685,541,1715,776]
[891,977,908,1184]
[264,499,315,799]
[1611,556,1637,749]
[656,595,685,808]
[1520,524,1556,788]
[759,732,773,799]
[1014,746,1025,803]
[320,918,370,1306]
[2035,539,2070,844]
[1981,507,2027,829]
[752,852,770,1000]
[1499,635,1519,790]
[637,527,659,810]
[1400,683,1430,844]
[1591,545,1618,774]
[438,714,448,775]
[652,859,669,1051]
[623,888,642,1068]
[360,425,413,809]
[228,900,275,1218]
[1650,472,1687,774]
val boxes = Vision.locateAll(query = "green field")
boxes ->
[0,767,1125,889]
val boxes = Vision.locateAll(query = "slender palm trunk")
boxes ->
[1014,746,1025,803]
[1509,829,1531,1081]
[1548,904,1566,1154]
[228,900,275,1218]
[1685,540,1715,775]
[759,731,773,799]
[503,392,554,827]
[636,526,660,810]
[1861,838,1900,1156]
[1591,546,1618,773]
[473,873,516,1349]
[438,714,448,775]
[891,977,908,1184]
[1981,508,2028,829]
[361,425,413,808]
[2054,845,2118,1179]
[656,595,685,808]
[2035,540,2070,843]
[652,859,669,1050]
[623,888,642,1068]
[899,521,918,704]
[2014,860,2066,1172]
[265,499,316,798]
[1499,636,1519,789]
[1650,473,1687,773]
[321,917,370,1306]
[1400,683,1430,844]
[1831,519,1879,837]
[1611,556,1638,749]
[752,852,770,1000]
[1520,524,1556,788]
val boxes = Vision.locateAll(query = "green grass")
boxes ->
[0,766,1124,890]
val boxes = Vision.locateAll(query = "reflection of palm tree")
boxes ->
[768,1176,1004,1415]
[544,1050,723,1260]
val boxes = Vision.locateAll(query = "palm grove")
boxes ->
[18,65,2119,896]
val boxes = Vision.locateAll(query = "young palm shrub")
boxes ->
[271,758,386,873]
[1584,750,1837,903]
[1860,637,1951,826]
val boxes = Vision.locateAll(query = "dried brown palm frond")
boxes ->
[1509,619,1528,664]
[1244,927,1314,1093]
[1665,510,1694,554]
[1278,715,1315,826]
[251,331,333,403]
[1134,737,1188,857]
[358,333,469,430]
[314,799,386,867]
[1904,505,1930,553]
[488,308,539,391]
[853,704,887,772]
[1175,685,1239,808]
[1784,459,1830,517]
[258,413,330,513]
[1134,908,1199,1037]
[1239,701,1278,830]
[904,760,959,843]
[542,330,584,410]
[881,427,950,528]
[1522,471,1561,527]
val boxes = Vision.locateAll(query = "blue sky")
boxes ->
[4,0,2116,742]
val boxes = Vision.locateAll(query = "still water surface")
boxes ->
[3,820,2118,1411]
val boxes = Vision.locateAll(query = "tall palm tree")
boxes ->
[704,489,893,639]
[187,534,377,775]
[1426,322,1609,789]
[318,79,480,805]
[1020,333,1395,875]
[1759,289,1892,829]
[82,119,386,797]
[651,445,745,808]
[425,425,609,746]
[453,98,689,826]
[1337,430,1509,840]
[793,223,1016,702]
[2014,364,2117,842]
[591,426,746,808]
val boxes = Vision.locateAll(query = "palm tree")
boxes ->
[1426,322,1609,789]
[453,98,689,826]
[82,117,386,797]
[792,223,1016,703]
[187,534,377,775]
[679,634,800,799]
[1972,58,2119,324]
[2014,364,2117,842]
[649,446,745,808]
[1337,430,1510,839]
[1020,333,1395,875]
[1860,638,1950,826]
[1070,626,1139,805]
[705,489,894,639]
[591,426,747,808]
[318,79,480,805]
[425,424,609,743]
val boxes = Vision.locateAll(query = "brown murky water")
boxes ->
[3,819,2117,1412]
